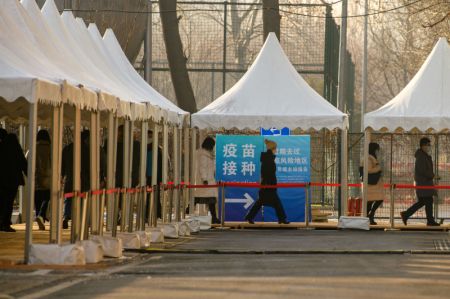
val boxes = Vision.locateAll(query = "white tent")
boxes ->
[101,28,189,126]
[191,33,348,131]
[364,37,450,132]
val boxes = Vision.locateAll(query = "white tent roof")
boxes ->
[1,0,188,125]
[191,33,348,131]
[364,37,450,132]
[101,28,189,126]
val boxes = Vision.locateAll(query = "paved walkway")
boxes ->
[144,229,450,253]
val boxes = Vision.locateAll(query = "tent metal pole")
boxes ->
[150,123,159,227]
[24,103,38,264]
[50,106,60,243]
[106,112,115,231]
[56,104,64,244]
[71,106,82,243]
[111,116,119,237]
[90,111,99,235]
[139,121,148,230]
[121,120,130,232]
[340,129,348,217]
[173,127,180,222]
[362,129,370,217]
[189,129,197,215]
[183,127,190,219]
[127,121,135,232]
[162,123,169,223]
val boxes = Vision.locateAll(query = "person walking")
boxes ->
[0,133,27,232]
[146,130,163,220]
[34,130,51,230]
[401,137,440,226]
[192,137,220,224]
[245,139,289,225]
[365,142,384,225]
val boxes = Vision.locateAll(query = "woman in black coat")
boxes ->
[245,139,289,224]
[0,133,27,232]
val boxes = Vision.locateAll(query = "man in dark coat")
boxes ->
[0,133,27,232]
[245,139,289,224]
[401,137,440,226]
[61,130,91,229]
[146,130,163,219]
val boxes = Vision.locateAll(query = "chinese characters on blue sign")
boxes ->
[216,135,310,222]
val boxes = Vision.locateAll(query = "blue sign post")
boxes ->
[216,135,310,222]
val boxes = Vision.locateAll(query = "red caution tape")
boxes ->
[64,192,76,199]
[91,189,104,196]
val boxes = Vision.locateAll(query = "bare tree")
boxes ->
[159,0,197,113]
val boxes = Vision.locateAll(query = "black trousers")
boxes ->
[246,194,287,222]
[404,196,435,223]
[35,189,50,220]
[367,200,383,220]
[0,188,18,228]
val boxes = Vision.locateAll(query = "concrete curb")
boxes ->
[126,248,450,255]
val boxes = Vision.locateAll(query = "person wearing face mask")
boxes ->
[364,142,384,225]
[401,137,440,226]
[245,139,289,225]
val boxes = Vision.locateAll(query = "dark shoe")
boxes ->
[36,216,45,231]
[427,222,440,227]
[370,220,378,225]
[245,217,255,224]
[212,218,221,224]
[1,226,16,232]
[400,211,408,226]
[62,219,69,229]
[278,220,290,224]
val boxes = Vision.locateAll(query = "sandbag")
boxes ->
[184,219,201,233]
[29,244,85,265]
[160,223,179,239]
[192,215,212,230]
[338,216,370,230]
[116,232,141,249]
[147,227,164,243]
[177,221,191,236]
[79,240,103,263]
[90,235,123,258]
[136,231,151,248]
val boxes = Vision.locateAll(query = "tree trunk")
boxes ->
[262,0,281,41]
[159,0,197,113]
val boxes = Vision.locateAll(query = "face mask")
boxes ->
[424,145,431,154]
[147,138,153,144]
[375,150,380,157]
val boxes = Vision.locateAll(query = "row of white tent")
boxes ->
[2,0,449,137]
[0,0,188,126]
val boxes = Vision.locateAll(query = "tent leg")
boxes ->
[189,129,197,216]
[71,106,82,243]
[24,103,38,264]
[362,129,371,217]
[150,123,159,228]
[340,129,348,217]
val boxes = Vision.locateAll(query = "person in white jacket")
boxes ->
[193,137,220,223]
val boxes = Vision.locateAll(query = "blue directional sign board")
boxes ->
[260,127,291,136]
[263,136,310,222]
[216,135,310,222]
[216,135,263,221]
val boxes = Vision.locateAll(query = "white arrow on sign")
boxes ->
[225,193,255,209]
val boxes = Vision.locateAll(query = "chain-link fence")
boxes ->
[348,133,450,225]
[136,0,355,116]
